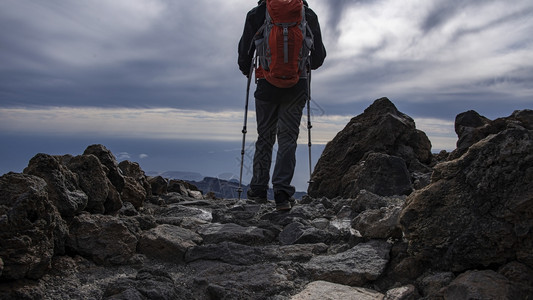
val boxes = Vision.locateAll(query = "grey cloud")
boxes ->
[450,6,533,43]
[0,0,245,110]
[321,0,373,36]
[1,0,532,121]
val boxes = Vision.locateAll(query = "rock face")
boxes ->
[66,213,138,265]
[23,154,88,218]
[0,173,61,280]
[400,109,533,272]
[303,240,391,286]
[1,104,533,299]
[308,97,432,198]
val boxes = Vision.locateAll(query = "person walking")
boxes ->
[238,0,326,210]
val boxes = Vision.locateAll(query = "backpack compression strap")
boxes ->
[265,9,300,64]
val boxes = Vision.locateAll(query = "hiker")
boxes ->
[238,0,326,210]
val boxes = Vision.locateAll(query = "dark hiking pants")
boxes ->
[250,91,307,197]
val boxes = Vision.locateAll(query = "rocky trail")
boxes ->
[1,98,532,299]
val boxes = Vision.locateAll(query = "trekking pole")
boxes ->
[306,64,314,184]
[238,59,255,200]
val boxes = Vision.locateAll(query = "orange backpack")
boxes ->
[254,0,314,88]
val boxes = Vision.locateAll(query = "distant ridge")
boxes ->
[146,171,204,182]
[147,171,306,200]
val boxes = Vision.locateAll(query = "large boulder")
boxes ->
[435,270,525,299]
[309,97,432,198]
[83,144,125,193]
[103,268,192,299]
[451,109,533,159]
[400,109,533,272]
[303,240,391,286]
[341,152,412,197]
[66,213,138,265]
[63,154,122,215]
[23,153,88,218]
[0,173,63,280]
[119,160,151,200]
[138,224,202,263]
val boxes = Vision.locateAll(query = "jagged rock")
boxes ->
[453,110,491,157]
[118,160,151,196]
[185,241,265,265]
[185,241,328,265]
[415,272,454,297]
[0,173,61,280]
[118,161,150,209]
[498,261,533,296]
[279,222,330,245]
[451,109,533,159]
[352,206,402,239]
[64,154,121,214]
[303,240,391,286]
[435,270,525,299]
[342,152,413,197]
[190,261,300,299]
[400,110,533,272]
[383,284,418,300]
[188,190,203,199]
[309,97,432,198]
[66,213,137,265]
[351,190,405,213]
[0,280,45,300]
[121,176,146,209]
[291,280,384,300]
[198,222,274,245]
[167,179,189,195]
[84,144,125,193]
[148,176,168,195]
[155,203,212,230]
[23,153,88,218]
[104,181,123,215]
[103,268,192,299]
[138,224,202,263]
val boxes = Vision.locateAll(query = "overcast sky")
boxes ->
[1,0,532,189]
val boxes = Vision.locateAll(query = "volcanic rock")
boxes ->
[308,97,432,198]
[435,270,524,299]
[83,144,125,193]
[0,173,61,280]
[138,224,202,263]
[197,222,274,245]
[451,109,533,159]
[63,154,119,214]
[103,268,192,299]
[2,104,533,299]
[119,160,151,208]
[400,109,533,272]
[66,213,138,265]
[291,280,384,300]
[23,153,88,218]
[303,240,391,286]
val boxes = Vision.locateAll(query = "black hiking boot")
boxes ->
[274,191,295,211]
[247,188,267,203]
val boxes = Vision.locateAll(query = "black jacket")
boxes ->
[238,0,327,101]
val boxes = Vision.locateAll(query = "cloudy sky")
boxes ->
[1,0,532,191]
